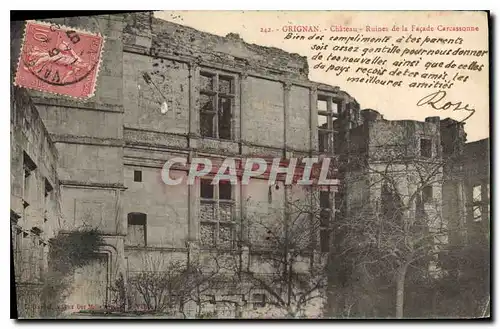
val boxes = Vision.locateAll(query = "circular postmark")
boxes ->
[21,23,102,87]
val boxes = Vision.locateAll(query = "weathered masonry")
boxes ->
[11,86,62,318]
[10,11,489,318]
[10,12,356,317]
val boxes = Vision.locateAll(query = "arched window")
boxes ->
[127,212,147,247]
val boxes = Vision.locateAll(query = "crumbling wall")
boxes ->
[11,87,62,318]
[149,16,309,80]
[11,86,61,237]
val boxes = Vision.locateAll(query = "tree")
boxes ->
[334,134,453,318]
[241,187,329,318]
[126,251,235,317]
[178,252,240,318]
[127,254,189,314]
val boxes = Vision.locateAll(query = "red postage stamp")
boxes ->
[14,21,105,99]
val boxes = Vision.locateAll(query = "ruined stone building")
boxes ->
[10,85,62,317]
[10,12,358,317]
[344,112,448,230]
[462,138,490,244]
[338,108,489,275]
[10,12,489,318]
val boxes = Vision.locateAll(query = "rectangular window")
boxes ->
[23,152,37,172]
[219,182,232,200]
[200,179,214,199]
[200,180,235,248]
[331,101,339,115]
[199,71,234,140]
[473,185,482,202]
[420,138,432,158]
[317,94,341,153]
[218,97,232,140]
[317,99,328,112]
[22,152,37,209]
[218,76,233,94]
[318,114,330,153]
[319,190,332,252]
[252,293,266,309]
[422,185,433,203]
[200,73,213,91]
[200,94,215,138]
[472,184,483,222]
[127,213,147,246]
[44,178,53,197]
[473,205,482,222]
[23,169,30,209]
[44,178,53,223]
[133,170,142,182]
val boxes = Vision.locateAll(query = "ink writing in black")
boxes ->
[416,90,475,123]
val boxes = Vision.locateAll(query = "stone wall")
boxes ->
[11,86,62,318]
[11,12,354,317]
[22,14,128,310]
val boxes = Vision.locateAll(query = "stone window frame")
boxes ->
[198,69,237,140]
[127,212,147,247]
[199,179,236,249]
[420,138,433,158]
[133,170,142,182]
[317,93,342,153]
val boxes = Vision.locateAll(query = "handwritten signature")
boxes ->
[416,90,476,123]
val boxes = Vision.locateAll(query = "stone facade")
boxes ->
[337,108,490,277]
[11,85,62,318]
[462,138,490,244]
[344,112,445,227]
[10,12,489,318]
[118,12,353,317]
[10,12,354,317]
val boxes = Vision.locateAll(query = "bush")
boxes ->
[49,228,105,275]
[40,228,104,317]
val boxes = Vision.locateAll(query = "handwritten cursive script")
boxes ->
[416,90,476,123]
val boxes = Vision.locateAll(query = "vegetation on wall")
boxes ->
[40,228,104,317]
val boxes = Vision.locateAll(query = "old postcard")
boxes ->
[10,11,490,319]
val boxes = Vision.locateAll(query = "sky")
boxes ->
[155,11,489,142]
